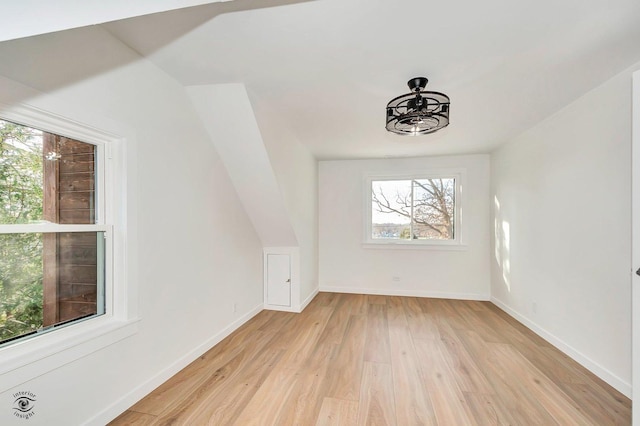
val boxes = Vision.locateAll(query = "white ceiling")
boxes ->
[101,0,640,159]
[0,0,232,43]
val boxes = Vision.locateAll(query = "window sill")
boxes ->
[362,241,469,251]
[0,316,139,393]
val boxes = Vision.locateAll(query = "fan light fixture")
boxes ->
[386,77,450,135]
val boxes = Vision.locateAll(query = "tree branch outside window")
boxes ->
[371,178,455,240]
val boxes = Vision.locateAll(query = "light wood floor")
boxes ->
[110,293,631,425]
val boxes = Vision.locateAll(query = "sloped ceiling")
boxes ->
[0,0,232,42]
[78,0,640,159]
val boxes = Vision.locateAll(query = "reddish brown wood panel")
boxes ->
[59,173,94,192]
[41,134,98,324]
[57,138,95,225]
[57,139,94,155]
[59,209,94,224]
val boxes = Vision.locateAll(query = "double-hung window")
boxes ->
[365,171,465,246]
[0,118,109,347]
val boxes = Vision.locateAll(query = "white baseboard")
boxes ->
[88,291,630,424]
[319,285,489,301]
[263,304,299,313]
[87,303,264,425]
[264,287,320,313]
[491,296,632,398]
[300,287,319,311]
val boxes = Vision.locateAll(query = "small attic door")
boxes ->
[266,253,291,307]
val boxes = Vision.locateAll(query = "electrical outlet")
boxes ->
[392,276,400,282]
[233,303,237,313]
[532,301,537,314]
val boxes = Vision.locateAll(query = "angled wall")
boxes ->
[186,84,318,310]
[490,61,640,397]
[186,84,298,248]
[249,93,319,307]
[0,27,264,424]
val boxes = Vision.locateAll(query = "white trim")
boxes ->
[0,102,116,146]
[263,304,300,313]
[0,102,138,384]
[0,318,139,393]
[300,287,319,312]
[631,71,640,426]
[631,69,640,424]
[0,224,110,233]
[319,285,489,301]
[87,303,264,426]
[95,143,106,224]
[363,168,467,247]
[491,296,632,398]
[362,242,468,251]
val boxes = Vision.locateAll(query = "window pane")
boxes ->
[412,178,455,240]
[0,119,96,225]
[371,180,411,239]
[0,120,43,224]
[0,232,105,346]
[0,233,42,342]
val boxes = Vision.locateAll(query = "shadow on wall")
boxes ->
[0,0,317,107]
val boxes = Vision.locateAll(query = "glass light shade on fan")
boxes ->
[386,92,450,135]
[385,77,450,135]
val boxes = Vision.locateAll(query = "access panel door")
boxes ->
[267,254,291,307]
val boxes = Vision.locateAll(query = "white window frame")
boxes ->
[363,169,467,249]
[0,104,138,393]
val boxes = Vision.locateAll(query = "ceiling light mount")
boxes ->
[386,76,450,136]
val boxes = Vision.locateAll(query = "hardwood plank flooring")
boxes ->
[110,293,631,425]
[387,296,437,425]
[357,362,396,425]
[316,398,358,426]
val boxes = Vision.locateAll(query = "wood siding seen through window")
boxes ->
[42,134,97,326]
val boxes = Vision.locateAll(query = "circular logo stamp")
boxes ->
[12,391,36,420]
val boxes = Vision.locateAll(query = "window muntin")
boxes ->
[368,174,461,245]
[0,119,106,347]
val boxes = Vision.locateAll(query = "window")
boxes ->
[0,104,136,392]
[0,119,107,347]
[365,172,464,246]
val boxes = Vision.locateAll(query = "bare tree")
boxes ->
[372,178,454,239]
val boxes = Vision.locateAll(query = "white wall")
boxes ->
[0,27,264,425]
[186,84,319,309]
[186,84,298,248]
[491,61,640,397]
[251,96,319,306]
[319,155,491,299]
